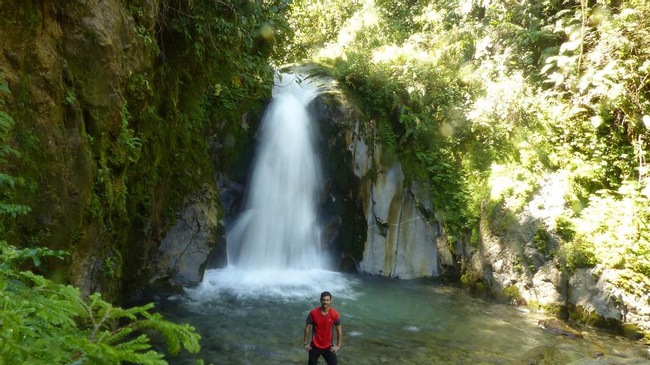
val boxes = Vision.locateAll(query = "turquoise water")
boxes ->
[154,269,649,364]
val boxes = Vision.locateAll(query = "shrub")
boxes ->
[0,243,201,364]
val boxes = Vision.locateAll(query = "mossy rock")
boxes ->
[622,324,645,341]
[501,284,527,306]
[568,305,621,333]
[539,303,569,320]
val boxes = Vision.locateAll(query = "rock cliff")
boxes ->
[307,74,442,280]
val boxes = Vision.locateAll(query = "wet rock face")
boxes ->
[308,89,367,268]
[357,162,440,279]
[308,78,442,279]
[0,0,155,302]
[151,185,225,286]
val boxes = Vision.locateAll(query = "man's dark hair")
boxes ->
[320,291,332,300]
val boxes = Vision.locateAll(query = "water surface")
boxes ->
[154,269,648,364]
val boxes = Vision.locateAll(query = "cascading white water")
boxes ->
[187,72,354,301]
[227,73,325,270]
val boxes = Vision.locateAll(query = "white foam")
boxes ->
[184,266,358,302]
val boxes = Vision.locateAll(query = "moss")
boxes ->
[568,305,622,333]
[474,282,490,295]
[460,271,492,297]
[539,303,569,319]
[502,285,527,306]
[621,324,645,340]
[469,226,479,248]
[460,272,472,287]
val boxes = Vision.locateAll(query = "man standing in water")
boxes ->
[304,291,342,365]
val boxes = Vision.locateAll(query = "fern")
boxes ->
[139,311,201,356]
[0,244,201,364]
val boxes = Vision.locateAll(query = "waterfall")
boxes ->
[226,73,326,270]
[188,72,353,301]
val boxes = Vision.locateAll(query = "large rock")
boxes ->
[0,0,156,301]
[358,162,440,279]
[306,70,442,279]
[568,267,650,333]
[532,261,567,307]
[151,185,224,286]
[569,267,623,322]
[359,162,405,276]
[457,168,650,335]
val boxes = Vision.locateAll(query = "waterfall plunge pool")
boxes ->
[151,72,649,364]
[152,268,649,364]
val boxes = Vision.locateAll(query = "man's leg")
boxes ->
[321,348,338,365]
[308,347,321,365]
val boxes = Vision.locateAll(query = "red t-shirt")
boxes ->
[307,307,340,349]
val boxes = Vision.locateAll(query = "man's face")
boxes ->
[320,295,332,309]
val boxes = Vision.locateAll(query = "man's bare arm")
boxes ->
[304,323,313,351]
[331,324,342,352]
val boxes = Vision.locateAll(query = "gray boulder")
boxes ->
[151,185,224,286]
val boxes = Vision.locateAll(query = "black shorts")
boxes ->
[308,345,338,365]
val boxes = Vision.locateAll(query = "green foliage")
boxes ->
[553,215,598,271]
[416,147,474,233]
[573,182,650,276]
[118,102,142,164]
[0,77,30,221]
[77,0,294,293]
[469,226,479,248]
[284,0,363,61]
[325,32,478,235]
[555,216,576,242]
[63,90,76,106]
[0,243,200,364]
[285,0,650,284]
[534,226,549,253]
[562,238,598,272]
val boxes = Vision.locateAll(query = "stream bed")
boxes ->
[151,268,649,364]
